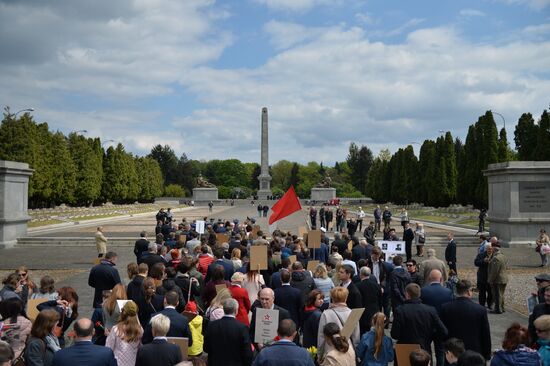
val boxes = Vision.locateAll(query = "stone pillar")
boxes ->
[0,160,33,248]
[483,161,550,247]
[258,107,272,199]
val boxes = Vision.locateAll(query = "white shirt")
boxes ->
[372,262,380,283]
[358,210,365,219]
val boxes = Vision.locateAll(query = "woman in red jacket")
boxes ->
[228,272,251,326]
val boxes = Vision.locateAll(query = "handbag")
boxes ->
[418,235,425,244]
[12,339,45,366]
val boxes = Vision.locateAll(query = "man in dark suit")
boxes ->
[205,298,253,366]
[52,318,117,366]
[440,280,491,360]
[141,242,168,274]
[445,232,457,272]
[134,231,150,263]
[420,269,453,366]
[253,319,314,366]
[356,266,382,335]
[136,313,182,366]
[391,283,447,355]
[250,288,291,346]
[205,246,234,282]
[142,291,193,345]
[88,252,121,308]
[338,264,362,309]
[274,270,303,327]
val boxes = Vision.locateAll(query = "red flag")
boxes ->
[269,186,302,228]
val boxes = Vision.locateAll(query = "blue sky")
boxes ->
[1,0,549,164]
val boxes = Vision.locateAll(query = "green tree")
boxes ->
[49,131,76,205]
[148,145,179,185]
[346,142,373,194]
[296,162,321,198]
[534,110,550,160]
[271,160,293,190]
[102,144,139,203]
[418,140,437,206]
[68,134,103,206]
[514,113,537,160]
[136,157,164,201]
[204,159,248,188]
[164,184,185,197]
[497,128,510,162]
[289,162,300,188]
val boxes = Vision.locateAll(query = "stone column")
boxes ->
[258,107,272,199]
[483,161,550,247]
[0,160,33,248]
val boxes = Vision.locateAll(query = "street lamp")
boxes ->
[14,108,34,118]
[73,130,88,134]
[491,111,506,130]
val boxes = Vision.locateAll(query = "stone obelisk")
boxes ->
[257,107,272,200]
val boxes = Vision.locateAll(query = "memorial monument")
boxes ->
[484,161,550,247]
[0,160,33,248]
[311,172,336,202]
[257,107,272,200]
[192,174,218,203]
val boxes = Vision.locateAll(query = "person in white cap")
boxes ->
[357,207,365,231]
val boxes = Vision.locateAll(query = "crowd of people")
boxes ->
[0,207,549,366]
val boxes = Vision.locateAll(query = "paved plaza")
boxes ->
[0,204,544,353]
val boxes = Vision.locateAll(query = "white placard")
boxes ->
[117,300,130,311]
[254,308,279,344]
[195,220,205,234]
[378,240,405,262]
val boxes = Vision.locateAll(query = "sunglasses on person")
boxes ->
[406,264,414,267]
[18,272,27,277]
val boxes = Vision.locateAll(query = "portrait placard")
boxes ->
[254,308,279,344]
[307,260,320,272]
[167,337,189,360]
[308,230,322,249]
[216,233,228,244]
[395,344,421,366]
[378,240,406,262]
[250,245,268,270]
[298,226,308,238]
[195,220,205,234]
[27,298,47,322]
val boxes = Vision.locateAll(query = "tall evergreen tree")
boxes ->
[514,113,537,160]
[497,128,510,162]
[418,140,437,206]
[346,142,373,194]
[49,131,76,205]
[68,134,103,206]
[289,162,300,188]
[135,157,164,201]
[534,110,550,160]
[148,144,179,185]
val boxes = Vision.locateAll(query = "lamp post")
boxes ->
[491,111,506,130]
[73,130,88,134]
[14,108,34,118]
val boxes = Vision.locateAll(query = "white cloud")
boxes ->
[252,0,336,12]
[1,1,549,164]
[459,9,486,17]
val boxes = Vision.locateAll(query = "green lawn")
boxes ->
[28,219,65,228]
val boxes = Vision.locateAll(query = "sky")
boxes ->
[1,0,549,164]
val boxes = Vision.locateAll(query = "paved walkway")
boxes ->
[0,204,540,353]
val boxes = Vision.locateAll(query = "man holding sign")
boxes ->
[250,288,291,348]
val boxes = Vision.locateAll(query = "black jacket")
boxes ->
[390,268,411,307]
[390,299,448,352]
[134,238,150,261]
[445,240,457,264]
[274,285,303,326]
[356,278,382,334]
[136,339,182,366]
[474,251,490,285]
[290,271,316,303]
[345,281,363,310]
[440,297,491,359]
[88,260,121,308]
[403,228,415,243]
[126,275,145,304]
[142,307,193,345]
[301,308,322,348]
[205,316,253,366]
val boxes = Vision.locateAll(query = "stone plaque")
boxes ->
[519,181,550,212]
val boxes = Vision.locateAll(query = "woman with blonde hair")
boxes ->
[356,312,394,366]
[317,287,360,362]
[321,322,356,366]
[313,263,334,307]
[16,266,35,304]
[243,267,265,304]
[105,301,143,366]
[204,287,233,321]
[231,248,242,270]
[102,284,127,331]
